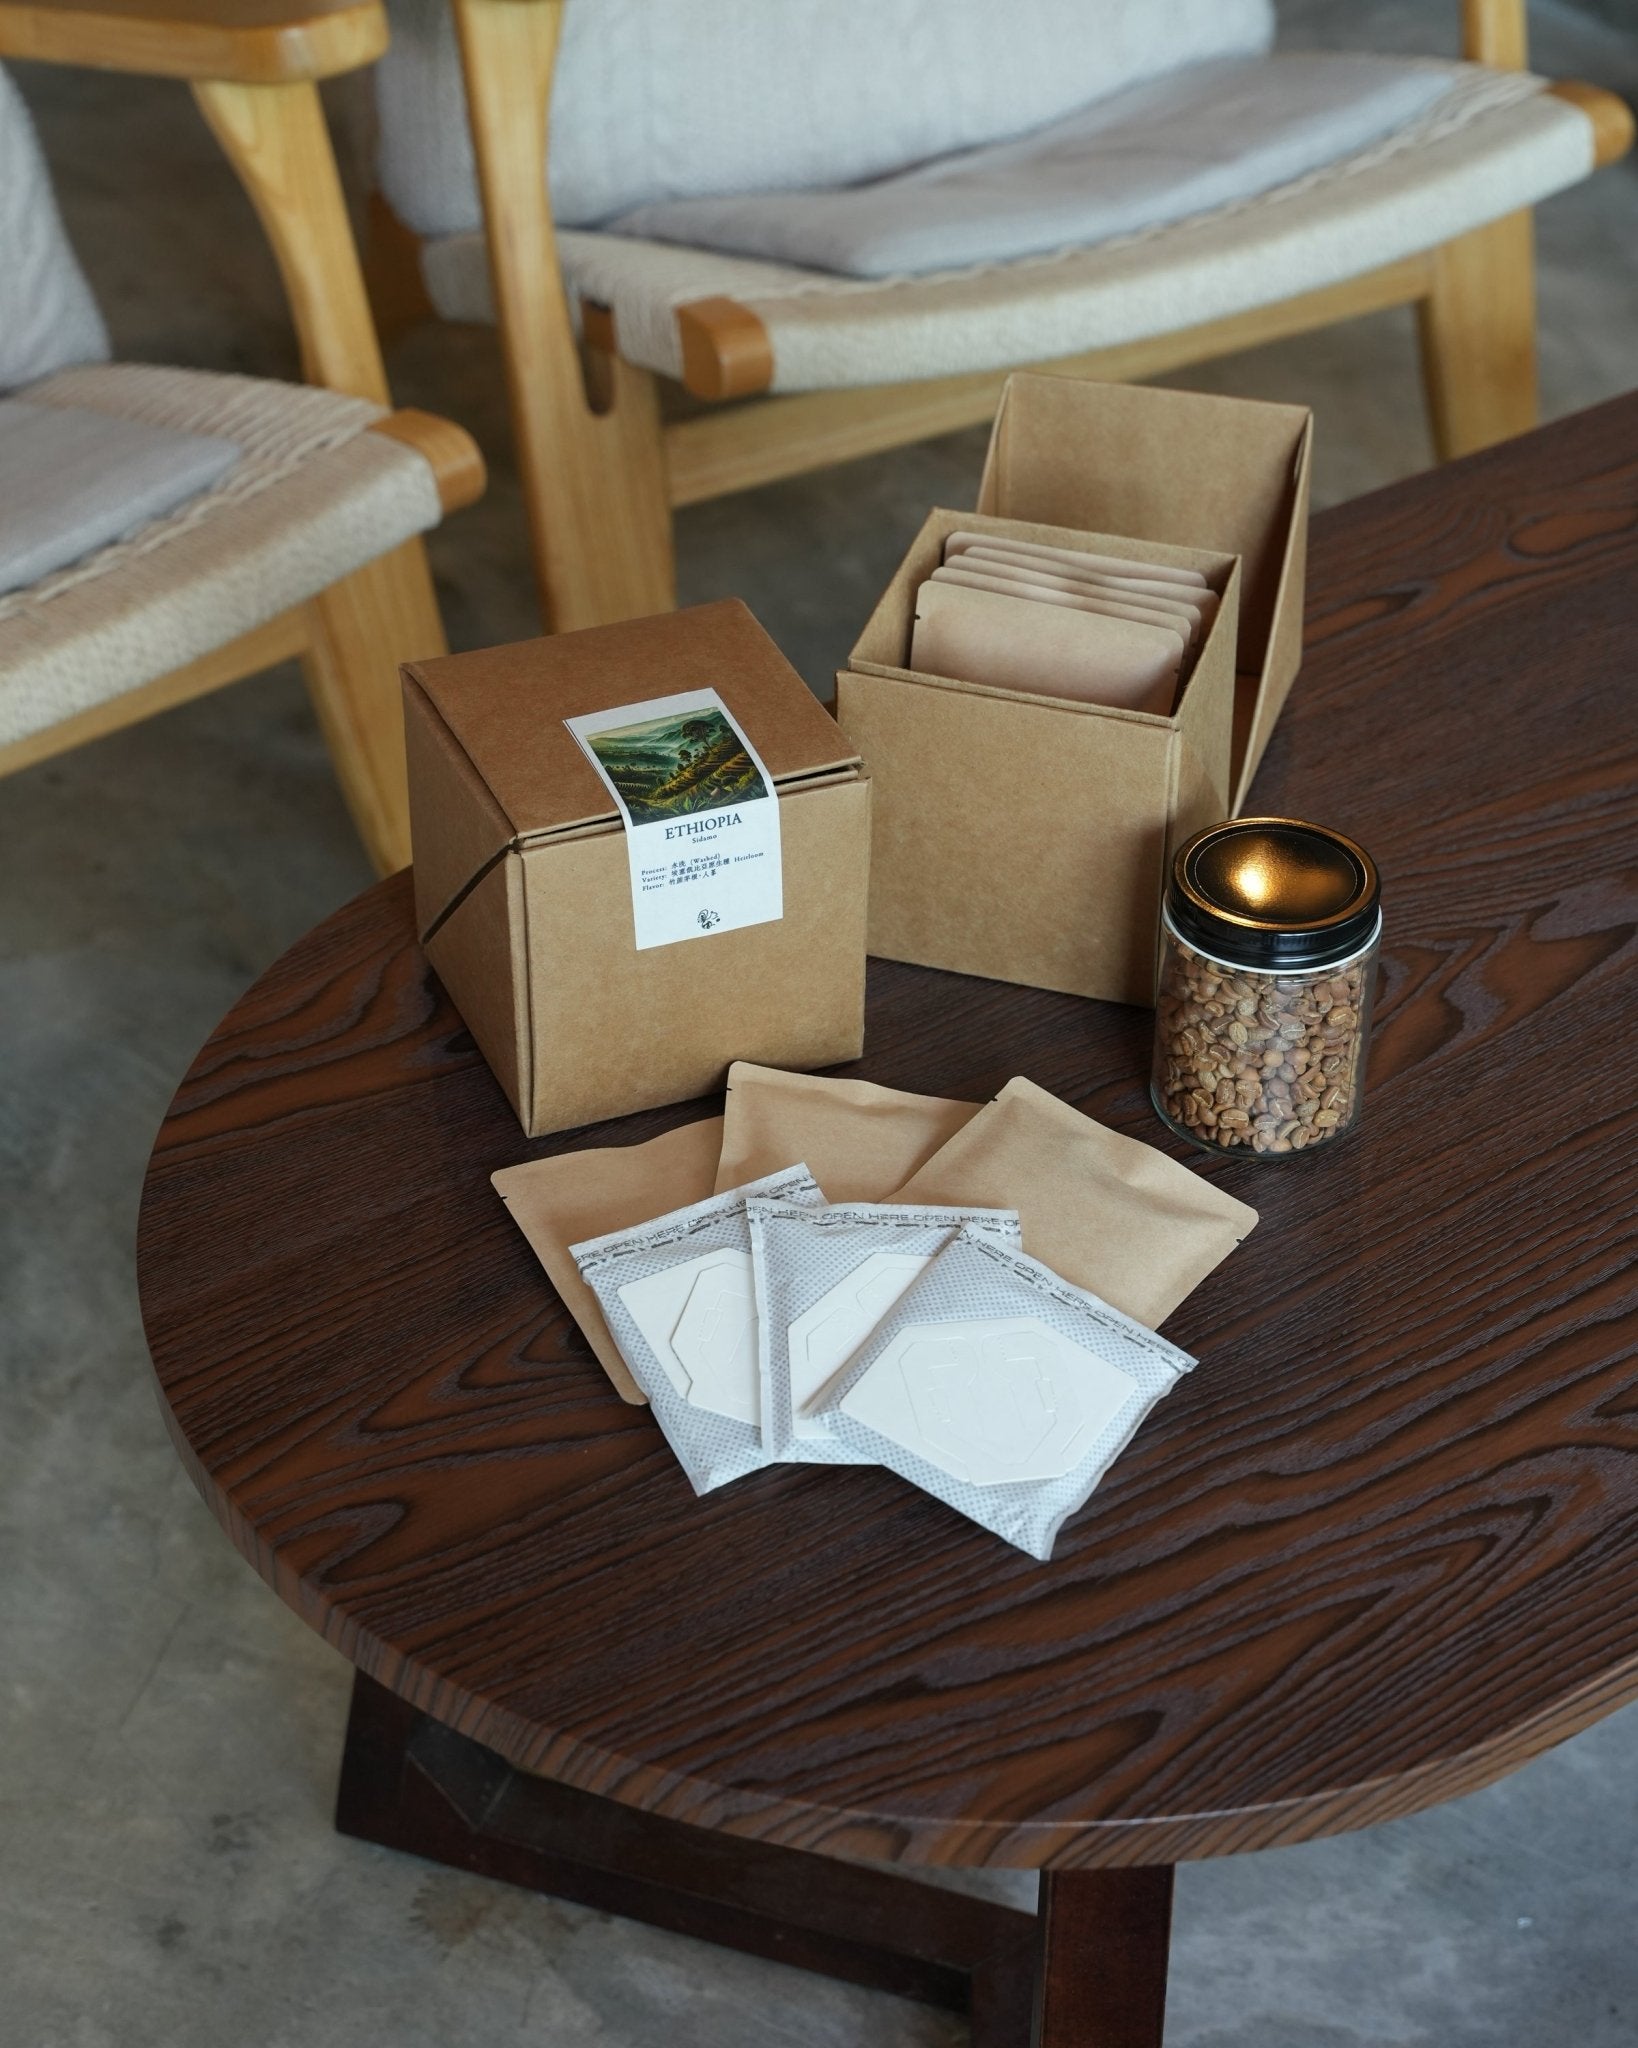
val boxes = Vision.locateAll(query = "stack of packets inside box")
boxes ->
[912,530,1220,715]
[493,1065,1256,1561]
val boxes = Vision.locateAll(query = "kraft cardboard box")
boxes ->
[405,601,870,1138]
[840,507,1241,1005]
[836,374,1311,1007]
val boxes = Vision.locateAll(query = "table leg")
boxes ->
[335,1671,1174,2047]
[334,1671,1035,2037]
[1033,1865,1174,2048]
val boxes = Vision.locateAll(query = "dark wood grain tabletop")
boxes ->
[138,394,1638,1874]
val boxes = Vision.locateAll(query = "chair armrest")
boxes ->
[1547,79,1636,168]
[0,0,385,84]
[369,409,487,514]
[1462,0,1526,69]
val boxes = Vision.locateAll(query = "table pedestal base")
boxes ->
[335,1671,1173,2047]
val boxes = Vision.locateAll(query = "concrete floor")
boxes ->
[3,5,1637,2043]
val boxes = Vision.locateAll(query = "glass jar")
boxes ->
[1151,817,1382,1159]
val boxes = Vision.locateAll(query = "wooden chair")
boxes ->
[367,0,1631,639]
[0,0,484,874]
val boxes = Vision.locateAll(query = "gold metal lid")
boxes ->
[1168,818,1380,970]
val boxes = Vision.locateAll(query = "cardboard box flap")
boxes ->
[976,374,1311,803]
[405,598,860,937]
[1232,416,1312,811]
[978,376,1308,665]
[405,599,857,840]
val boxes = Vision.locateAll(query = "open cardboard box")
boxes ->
[840,508,1241,1005]
[405,600,871,1138]
[836,374,1312,1007]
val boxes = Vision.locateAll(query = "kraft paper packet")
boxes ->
[713,1061,982,1201]
[911,579,1180,715]
[944,529,1208,588]
[891,1077,1257,1331]
[948,547,1216,641]
[931,563,1194,652]
[492,1115,724,1405]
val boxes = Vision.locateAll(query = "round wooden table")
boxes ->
[137,403,1638,2045]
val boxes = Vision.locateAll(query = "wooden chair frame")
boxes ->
[0,0,485,873]
[372,0,1630,637]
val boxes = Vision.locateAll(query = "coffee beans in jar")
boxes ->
[1151,818,1381,1159]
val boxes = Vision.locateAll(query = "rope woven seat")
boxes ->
[419,61,1598,397]
[0,46,483,872]
[0,364,443,751]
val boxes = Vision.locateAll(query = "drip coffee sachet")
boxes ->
[572,1165,823,1492]
[747,1197,1021,1463]
[814,1222,1195,1559]
[493,1115,724,1403]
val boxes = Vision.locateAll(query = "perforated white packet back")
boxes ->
[746,1198,1022,1464]
[812,1224,1196,1559]
[571,1165,823,1494]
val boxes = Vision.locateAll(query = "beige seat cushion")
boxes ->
[421,63,1596,393]
[0,64,108,390]
[0,399,239,594]
[607,54,1461,279]
[378,0,1275,236]
[0,365,443,751]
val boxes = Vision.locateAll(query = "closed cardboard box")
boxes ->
[405,601,870,1138]
[836,374,1312,1006]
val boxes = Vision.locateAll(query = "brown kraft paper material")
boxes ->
[713,1062,982,1201]
[892,1077,1257,1330]
[493,1115,725,1405]
[405,602,870,1138]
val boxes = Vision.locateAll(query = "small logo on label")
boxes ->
[697,907,722,930]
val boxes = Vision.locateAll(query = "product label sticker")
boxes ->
[565,688,782,950]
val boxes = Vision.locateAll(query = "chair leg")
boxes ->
[494,294,677,637]
[302,536,446,875]
[363,192,438,355]
[568,335,677,627]
[1417,211,1539,461]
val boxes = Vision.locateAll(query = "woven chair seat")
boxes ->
[0,364,442,750]
[419,60,1595,395]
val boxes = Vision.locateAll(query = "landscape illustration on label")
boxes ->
[566,686,783,950]
[583,705,769,828]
